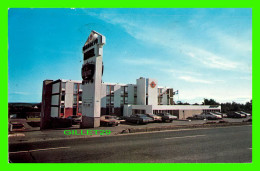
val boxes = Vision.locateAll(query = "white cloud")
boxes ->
[185,46,240,70]
[212,30,252,54]
[121,58,171,66]
[83,9,251,102]
[9,91,29,95]
[178,75,213,84]
[88,11,250,73]
[239,76,252,80]
[159,68,202,76]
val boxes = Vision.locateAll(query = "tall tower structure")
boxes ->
[80,31,106,128]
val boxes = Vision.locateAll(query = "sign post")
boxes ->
[80,31,105,128]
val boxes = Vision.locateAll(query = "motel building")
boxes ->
[40,30,221,129]
[41,77,221,120]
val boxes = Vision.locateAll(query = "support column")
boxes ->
[80,31,105,128]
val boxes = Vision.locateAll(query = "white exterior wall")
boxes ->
[152,105,221,111]
[123,105,132,116]
[64,81,74,108]
[147,78,158,105]
[136,78,146,105]
[114,85,121,108]
[123,104,221,117]
[127,84,135,105]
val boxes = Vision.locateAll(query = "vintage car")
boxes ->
[227,112,246,118]
[144,113,162,122]
[239,111,251,117]
[208,112,222,119]
[126,114,154,124]
[9,122,25,132]
[67,115,82,124]
[201,114,218,120]
[156,113,178,122]
[100,115,120,127]
[116,116,128,124]
[213,112,228,118]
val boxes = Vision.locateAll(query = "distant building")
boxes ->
[41,77,221,120]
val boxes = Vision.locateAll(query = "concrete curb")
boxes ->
[8,133,25,137]
[120,122,252,134]
[9,122,251,144]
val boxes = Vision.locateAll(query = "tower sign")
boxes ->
[81,31,105,128]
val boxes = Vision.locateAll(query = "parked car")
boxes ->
[214,112,227,118]
[9,122,25,131]
[227,112,242,118]
[239,111,251,117]
[200,114,218,120]
[187,114,204,120]
[116,116,128,124]
[208,112,222,119]
[126,114,154,124]
[156,113,177,122]
[235,112,246,118]
[100,115,120,126]
[51,117,72,128]
[67,115,82,124]
[227,112,247,118]
[144,113,162,122]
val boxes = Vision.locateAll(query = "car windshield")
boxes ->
[105,116,116,119]
[148,114,156,117]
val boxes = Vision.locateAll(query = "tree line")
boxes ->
[177,99,252,113]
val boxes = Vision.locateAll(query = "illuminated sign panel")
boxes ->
[84,48,95,60]
[83,38,98,51]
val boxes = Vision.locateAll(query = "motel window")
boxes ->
[134,86,137,96]
[79,83,82,90]
[73,106,77,115]
[60,106,64,113]
[74,84,78,94]
[121,87,124,94]
[124,86,128,93]
[125,97,128,104]
[106,85,110,95]
[79,93,82,101]
[106,97,110,105]
[61,92,65,101]
[120,96,124,104]
[111,85,114,93]
[78,104,82,113]
[62,82,66,89]
[73,95,77,104]
[111,96,114,104]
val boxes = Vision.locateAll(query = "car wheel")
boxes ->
[136,120,140,124]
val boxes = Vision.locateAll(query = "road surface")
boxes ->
[9,125,252,163]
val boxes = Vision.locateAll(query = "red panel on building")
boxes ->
[65,108,73,118]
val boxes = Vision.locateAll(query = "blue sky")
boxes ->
[8,8,252,104]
